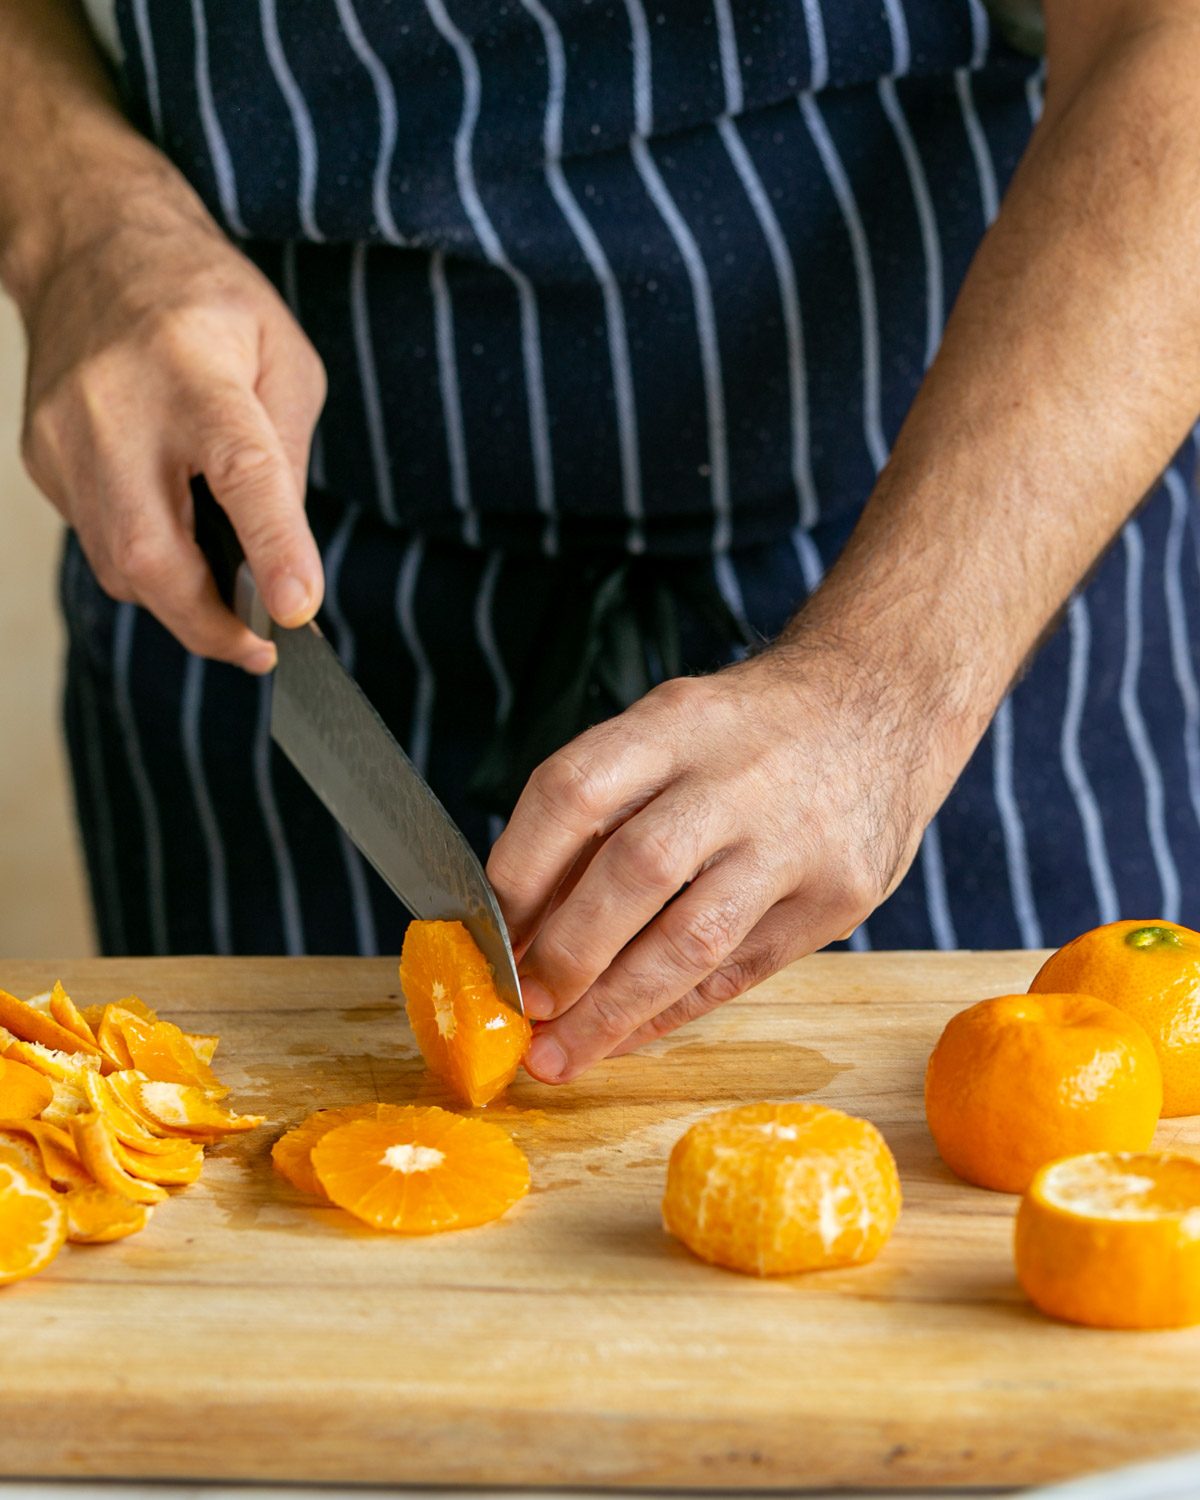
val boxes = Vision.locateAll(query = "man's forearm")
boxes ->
[787,4,1200,792]
[0,0,192,311]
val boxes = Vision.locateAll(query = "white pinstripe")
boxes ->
[713,0,742,115]
[181,656,233,955]
[322,506,380,956]
[960,62,1046,948]
[718,117,819,531]
[253,676,306,955]
[425,0,558,554]
[966,0,990,69]
[801,0,829,92]
[878,51,943,364]
[712,553,753,659]
[396,537,435,778]
[331,0,403,244]
[631,134,732,554]
[113,604,169,955]
[429,251,479,547]
[623,0,653,135]
[522,0,646,554]
[799,93,888,475]
[81,0,122,61]
[190,0,248,237]
[881,0,910,75]
[259,0,323,242]
[992,697,1042,947]
[1121,521,1182,921]
[791,525,823,594]
[349,243,398,525]
[1164,468,1200,841]
[475,551,513,726]
[129,0,163,140]
[1061,596,1120,924]
[1026,64,1046,125]
[918,817,958,951]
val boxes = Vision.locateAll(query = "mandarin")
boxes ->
[272,1103,390,1196]
[662,1102,901,1277]
[1031,919,1200,1116]
[925,993,1162,1194]
[1015,1151,1200,1329]
[311,1103,530,1233]
[0,1059,54,1119]
[400,920,531,1107]
[0,1160,67,1284]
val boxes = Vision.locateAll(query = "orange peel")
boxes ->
[0,1059,54,1119]
[0,988,105,1063]
[70,1112,167,1205]
[64,1185,152,1245]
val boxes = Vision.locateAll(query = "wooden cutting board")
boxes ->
[1,951,1198,1492]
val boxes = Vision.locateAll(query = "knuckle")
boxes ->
[662,899,740,975]
[645,675,700,715]
[204,431,282,496]
[620,823,684,891]
[533,929,591,992]
[588,989,634,1042]
[532,750,609,825]
[111,520,172,587]
[697,950,767,1007]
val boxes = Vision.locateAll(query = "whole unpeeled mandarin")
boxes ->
[662,1101,901,1277]
[925,993,1162,1194]
[1031,920,1200,1117]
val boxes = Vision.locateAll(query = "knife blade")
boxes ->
[195,483,522,1013]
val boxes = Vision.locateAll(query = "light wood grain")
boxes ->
[0,952,1197,1492]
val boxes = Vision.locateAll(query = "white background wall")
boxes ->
[0,295,94,958]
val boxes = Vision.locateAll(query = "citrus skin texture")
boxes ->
[662,1102,901,1277]
[1031,919,1200,1117]
[1015,1151,1200,1329]
[925,993,1163,1193]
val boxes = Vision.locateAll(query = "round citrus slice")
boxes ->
[0,1059,54,1119]
[273,1104,390,1197]
[1016,1151,1200,1329]
[311,1104,530,1234]
[400,920,531,1108]
[0,1160,67,1284]
[663,1102,902,1277]
[65,1186,152,1245]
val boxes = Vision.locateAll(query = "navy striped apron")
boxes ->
[63,0,1200,958]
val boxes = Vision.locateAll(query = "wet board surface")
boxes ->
[0,952,1198,1492]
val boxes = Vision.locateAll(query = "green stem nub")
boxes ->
[1126,925,1182,950]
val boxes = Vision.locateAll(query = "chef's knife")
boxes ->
[193,481,522,1015]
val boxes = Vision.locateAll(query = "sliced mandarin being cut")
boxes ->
[925,993,1163,1194]
[0,1059,54,1119]
[1016,1151,1200,1329]
[0,1160,67,1285]
[273,1104,390,1196]
[1031,920,1200,1117]
[311,1104,530,1234]
[400,920,531,1107]
[662,1102,902,1277]
[64,1185,152,1245]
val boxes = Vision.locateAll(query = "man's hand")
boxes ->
[0,0,326,671]
[489,630,946,1083]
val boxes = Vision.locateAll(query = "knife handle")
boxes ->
[192,478,268,634]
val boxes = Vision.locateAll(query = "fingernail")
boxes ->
[272,573,312,624]
[521,977,556,1020]
[526,1033,567,1081]
[244,645,277,675]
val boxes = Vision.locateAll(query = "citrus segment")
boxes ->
[925,993,1163,1194]
[112,1134,204,1187]
[1031,919,1200,1117]
[662,1102,902,1276]
[3,1038,102,1084]
[272,1104,389,1196]
[0,989,105,1062]
[70,1113,168,1205]
[0,1121,90,1191]
[48,983,98,1049]
[83,1072,178,1151]
[96,1011,134,1071]
[400,920,531,1107]
[64,1186,152,1245]
[311,1104,530,1233]
[0,1161,67,1284]
[1016,1151,1200,1328]
[0,1060,54,1119]
[107,1072,263,1138]
[107,1009,227,1094]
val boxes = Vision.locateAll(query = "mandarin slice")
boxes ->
[311,1104,530,1234]
[83,1073,178,1151]
[109,1009,227,1094]
[107,1072,263,1139]
[0,1059,54,1119]
[0,989,105,1062]
[113,1135,204,1187]
[70,1113,168,1205]
[663,1102,902,1277]
[0,1161,67,1284]
[400,920,531,1107]
[1016,1151,1200,1329]
[96,1011,135,1070]
[65,1186,152,1245]
[272,1104,391,1197]
[4,1038,102,1084]
[0,1121,90,1191]
[48,982,99,1049]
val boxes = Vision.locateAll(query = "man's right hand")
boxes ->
[16,185,327,672]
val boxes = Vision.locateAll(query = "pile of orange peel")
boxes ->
[0,982,262,1284]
